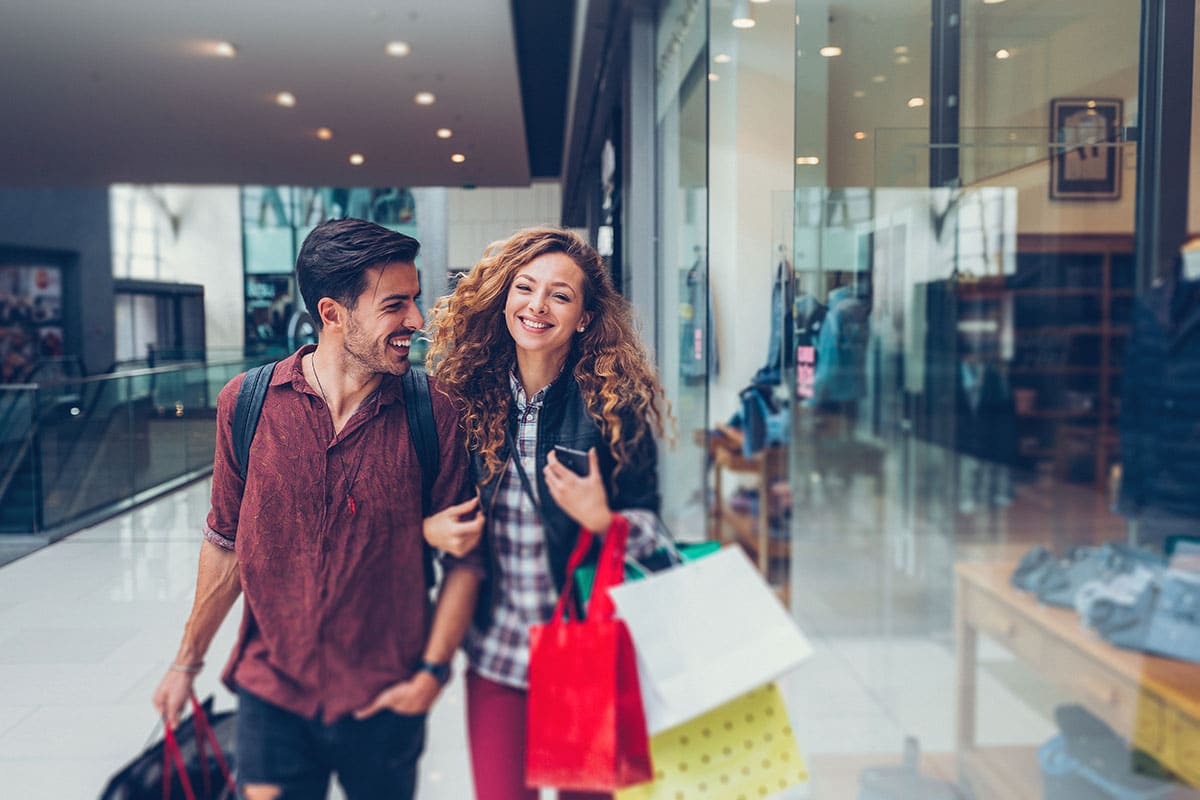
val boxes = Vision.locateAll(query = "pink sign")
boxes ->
[796,346,815,399]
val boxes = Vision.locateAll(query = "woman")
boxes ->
[424,227,672,800]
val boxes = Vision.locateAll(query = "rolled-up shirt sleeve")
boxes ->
[203,375,246,551]
[429,378,487,579]
[621,508,676,561]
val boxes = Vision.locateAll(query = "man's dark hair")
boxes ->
[295,218,421,329]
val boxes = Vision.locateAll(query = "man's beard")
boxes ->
[343,318,411,376]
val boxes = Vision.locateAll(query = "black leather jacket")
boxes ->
[472,368,661,628]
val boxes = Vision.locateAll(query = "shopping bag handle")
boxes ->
[162,720,197,800]
[551,514,630,624]
[188,693,237,798]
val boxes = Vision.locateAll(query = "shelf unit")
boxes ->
[1009,233,1134,486]
[702,426,790,603]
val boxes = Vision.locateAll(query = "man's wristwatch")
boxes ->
[417,659,451,685]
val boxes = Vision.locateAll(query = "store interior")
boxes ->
[655,0,1200,796]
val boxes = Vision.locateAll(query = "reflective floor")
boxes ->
[0,475,1076,799]
[0,480,473,798]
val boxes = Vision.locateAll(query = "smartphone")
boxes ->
[553,444,590,477]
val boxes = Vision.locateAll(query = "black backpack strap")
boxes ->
[232,362,277,481]
[402,368,440,587]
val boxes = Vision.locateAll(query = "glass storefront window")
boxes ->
[239,186,421,355]
[656,0,710,536]
[658,0,1200,796]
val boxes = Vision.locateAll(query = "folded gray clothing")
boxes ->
[1035,543,1165,608]
[1087,569,1200,664]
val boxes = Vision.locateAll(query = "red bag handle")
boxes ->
[161,722,197,800]
[188,693,237,798]
[550,514,630,624]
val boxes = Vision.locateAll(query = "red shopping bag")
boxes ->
[526,515,653,791]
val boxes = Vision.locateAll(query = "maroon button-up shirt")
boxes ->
[203,346,479,723]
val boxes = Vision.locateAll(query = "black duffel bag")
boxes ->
[100,694,236,800]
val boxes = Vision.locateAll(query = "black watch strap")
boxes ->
[418,660,451,685]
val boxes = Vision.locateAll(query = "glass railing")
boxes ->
[0,385,37,533]
[0,356,271,537]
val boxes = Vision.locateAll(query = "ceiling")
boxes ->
[0,0,573,187]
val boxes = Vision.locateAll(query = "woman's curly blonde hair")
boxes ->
[426,227,669,484]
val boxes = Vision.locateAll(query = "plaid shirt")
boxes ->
[464,372,668,690]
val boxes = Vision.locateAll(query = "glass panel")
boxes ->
[0,387,37,534]
[691,0,1200,795]
[38,375,134,528]
[18,357,267,537]
[655,0,710,536]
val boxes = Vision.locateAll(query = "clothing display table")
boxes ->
[955,561,1200,798]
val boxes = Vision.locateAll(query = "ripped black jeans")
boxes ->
[236,688,426,800]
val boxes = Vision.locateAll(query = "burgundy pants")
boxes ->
[465,669,611,800]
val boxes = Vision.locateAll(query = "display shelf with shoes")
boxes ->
[701,424,790,603]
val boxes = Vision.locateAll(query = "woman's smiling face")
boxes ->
[504,251,591,364]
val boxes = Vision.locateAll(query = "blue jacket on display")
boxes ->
[1118,268,1200,533]
[812,284,870,405]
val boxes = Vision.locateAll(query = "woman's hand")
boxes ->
[544,448,614,533]
[423,495,484,557]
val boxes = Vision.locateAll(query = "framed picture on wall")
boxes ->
[1049,98,1123,201]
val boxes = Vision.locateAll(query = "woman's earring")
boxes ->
[577,325,586,332]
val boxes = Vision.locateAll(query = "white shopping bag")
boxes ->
[608,545,812,734]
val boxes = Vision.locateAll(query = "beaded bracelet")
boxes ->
[168,661,204,675]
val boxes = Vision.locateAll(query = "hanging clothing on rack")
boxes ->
[812,284,870,407]
[754,256,794,386]
[1118,257,1200,547]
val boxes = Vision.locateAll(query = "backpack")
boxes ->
[231,361,440,585]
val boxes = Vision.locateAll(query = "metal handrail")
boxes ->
[1,357,255,390]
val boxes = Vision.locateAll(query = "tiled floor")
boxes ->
[0,475,1075,799]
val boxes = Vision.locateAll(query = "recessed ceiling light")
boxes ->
[275,92,296,108]
[385,41,411,57]
[316,127,333,140]
[894,45,909,55]
[708,72,719,81]
[732,17,755,28]
[895,55,911,65]
[451,153,466,163]
[983,0,1008,4]
[819,46,843,57]
[854,131,867,140]
[872,74,887,83]
[212,41,237,58]
[415,91,436,106]
[750,0,770,4]
[995,48,1012,60]
[714,53,732,64]
[908,97,926,108]
[853,90,866,98]
[436,128,453,139]
[795,156,821,166]
[349,153,365,165]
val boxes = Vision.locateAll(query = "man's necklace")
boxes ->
[310,354,370,516]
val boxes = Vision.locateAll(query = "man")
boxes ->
[153,219,485,800]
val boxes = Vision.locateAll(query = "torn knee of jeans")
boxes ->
[242,783,283,800]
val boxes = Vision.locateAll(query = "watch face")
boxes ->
[421,661,450,683]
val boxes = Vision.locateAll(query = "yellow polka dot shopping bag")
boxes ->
[616,683,808,799]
